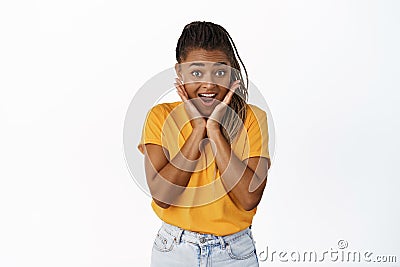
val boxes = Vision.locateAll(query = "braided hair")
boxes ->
[176,21,249,143]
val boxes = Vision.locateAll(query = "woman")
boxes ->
[138,21,271,266]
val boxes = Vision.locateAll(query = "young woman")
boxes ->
[138,21,271,267]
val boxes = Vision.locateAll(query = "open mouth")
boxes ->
[198,93,217,106]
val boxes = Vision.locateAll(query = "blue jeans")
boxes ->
[150,221,259,267]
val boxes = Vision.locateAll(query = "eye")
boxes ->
[191,70,202,78]
[215,70,226,77]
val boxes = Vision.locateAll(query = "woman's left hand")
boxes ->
[206,80,241,133]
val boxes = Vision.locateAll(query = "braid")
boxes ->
[213,24,249,90]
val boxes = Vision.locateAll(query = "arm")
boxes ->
[207,129,269,211]
[142,78,209,209]
[144,127,206,209]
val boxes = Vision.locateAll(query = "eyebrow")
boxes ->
[188,61,228,67]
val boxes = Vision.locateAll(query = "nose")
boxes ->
[201,81,216,90]
[200,73,216,90]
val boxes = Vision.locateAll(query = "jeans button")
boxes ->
[200,237,206,243]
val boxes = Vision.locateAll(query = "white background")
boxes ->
[1,0,399,266]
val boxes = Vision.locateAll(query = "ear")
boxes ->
[175,63,183,81]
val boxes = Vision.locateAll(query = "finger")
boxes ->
[181,87,189,99]
[174,82,188,101]
[230,80,241,91]
[223,90,234,105]
[223,84,238,104]
[175,88,186,102]
[175,77,182,86]
[175,78,189,99]
[174,79,186,96]
[178,90,188,102]
[175,77,185,88]
[224,80,240,104]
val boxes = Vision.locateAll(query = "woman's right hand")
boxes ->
[174,78,207,132]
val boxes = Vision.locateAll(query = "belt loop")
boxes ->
[218,236,226,250]
[175,229,184,245]
[248,227,255,243]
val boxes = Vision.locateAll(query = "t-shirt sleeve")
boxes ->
[137,105,165,155]
[246,106,271,163]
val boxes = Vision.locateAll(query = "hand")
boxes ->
[206,80,241,133]
[174,78,207,131]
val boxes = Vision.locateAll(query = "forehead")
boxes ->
[183,49,230,65]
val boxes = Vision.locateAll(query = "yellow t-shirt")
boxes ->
[138,101,270,235]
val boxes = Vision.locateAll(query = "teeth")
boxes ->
[199,93,216,98]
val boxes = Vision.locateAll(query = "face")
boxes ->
[175,49,232,117]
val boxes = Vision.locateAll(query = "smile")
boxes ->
[198,93,217,98]
[197,93,217,106]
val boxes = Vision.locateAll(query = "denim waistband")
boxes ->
[160,221,253,249]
